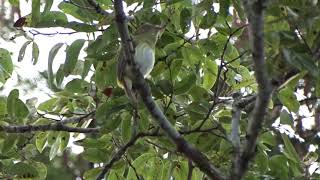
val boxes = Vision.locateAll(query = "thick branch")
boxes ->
[0,111,96,133]
[112,0,225,179]
[0,123,99,133]
[230,0,272,179]
[230,95,241,149]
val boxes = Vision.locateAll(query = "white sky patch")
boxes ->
[69,133,86,154]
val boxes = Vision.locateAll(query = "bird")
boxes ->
[117,23,165,105]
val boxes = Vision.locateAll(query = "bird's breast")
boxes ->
[134,43,155,78]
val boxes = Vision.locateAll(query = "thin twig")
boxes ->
[145,139,175,153]
[124,154,142,180]
[187,159,194,180]
[29,29,83,37]
[196,24,249,130]
[96,130,159,179]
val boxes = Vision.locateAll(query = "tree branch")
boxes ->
[86,0,111,17]
[0,112,97,133]
[197,24,248,131]
[230,94,241,149]
[60,111,95,124]
[230,0,272,179]
[0,123,99,133]
[96,130,159,179]
[112,0,225,179]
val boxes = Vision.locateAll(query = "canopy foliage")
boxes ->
[0,0,319,179]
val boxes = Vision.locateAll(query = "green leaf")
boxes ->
[9,0,19,7]
[18,40,32,62]
[37,98,58,111]
[49,139,60,160]
[199,9,217,29]
[259,131,276,146]
[96,98,127,128]
[194,132,221,152]
[32,42,39,65]
[280,109,293,125]
[181,46,204,65]
[47,131,59,146]
[31,0,41,26]
[35,132,47,153]
[83,148,109,163]
[166,0,185,5]
[278,87,300,112]
[32,162,47,179]
[219,0,230,17]
[14,99,29,120]
[1,134,17,154]
[225,44,240,67]
[186,101,209,115]
[86,24,119,60]
[59,131,70,152]
[121,114,131,142]
[180,8,192,33]
[94,60,117,88]
[65,78,90,94]
[138,110,150,132]
[64,39,86,76]
[232,77,256,91]
[255,151,269,173]
[7,89,29,122]
[84,168,102,180]
[279,72,307,90]
[0,48,13,87]
[202,59,218,90]
[316,77,320,97]
[232,0,245,21]
[170,59,183,79]
[48,43,64,91]
[189,85,210,101]
[78,135,110,148]
[70,60,85,76]
[143,0,155,8]
[145,157,164,180]
[283,49,320,78]
[58,1,104,23]
[56,64,65,87]
[127,153,155,179]
[9,162,39,179]
[164,41,183,54]
[36,11,68,28]
[174,73,197,94]
[281,133,300,163]
[82,59,92,79]
[157,80,173,95]
[269,155,289,179]
[43,0,53,14]
[66,21,97,32]
[58,2,90,22]
[151,61,166,77]
[173,161,188,180]
[0,97,7,115]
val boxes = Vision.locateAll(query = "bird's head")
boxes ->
[134,23,166,47]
